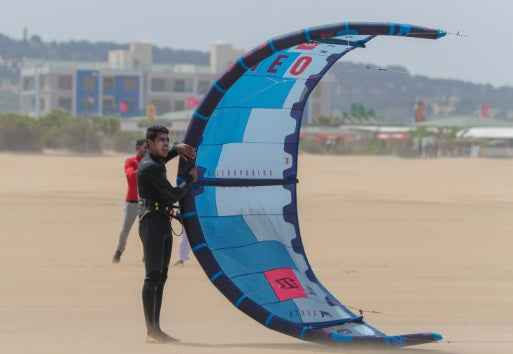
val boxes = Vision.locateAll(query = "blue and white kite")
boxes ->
[178,22,446,347]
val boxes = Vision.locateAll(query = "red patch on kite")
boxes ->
[296,43,320,50]
[264,268,307,301]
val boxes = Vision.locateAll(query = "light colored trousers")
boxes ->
[178,230,191,261]
[116,202,139,253]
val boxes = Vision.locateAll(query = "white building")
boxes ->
[210,41,244,74]
[19,41,333,122]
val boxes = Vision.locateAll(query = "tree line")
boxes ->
[0,110,144,153]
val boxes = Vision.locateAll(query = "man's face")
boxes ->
[136,142,147,158]
[148,132,169,158]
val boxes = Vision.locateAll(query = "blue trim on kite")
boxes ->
[213,82,227,94]
[300,326,307,339]
[385,336,391,347]
[335,23,358,37]
[265,314,274,327]
[235,295,247,308]
[237,57,249,70]
[330,333,354,344]
[210,271,224,282]
[180,211,197,219]
[433,333,443,341]
[192,242,207,252]
[393,336,404,346]
[389,22,395,35]
[193,110,208,120]
[268,39,278,53]
[398,24,411,36]
[305,28,311,41]
[437,29,447,38]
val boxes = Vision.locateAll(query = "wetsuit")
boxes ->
[136,147,194,337]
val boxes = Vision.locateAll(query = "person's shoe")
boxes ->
[173,260,184,266]
[112,250,122,263]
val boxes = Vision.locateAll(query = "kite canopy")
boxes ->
[178,22,445,347]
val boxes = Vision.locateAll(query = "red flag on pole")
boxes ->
[481,104,489,119]
[187,97,199,108]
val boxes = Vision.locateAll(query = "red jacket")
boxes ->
[125,154,142,201]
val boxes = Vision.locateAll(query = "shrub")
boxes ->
[0,113,43,152]
[112,131,145,153]
[299,138,326,154]
[40,110,102,153]
[90,115,121,137]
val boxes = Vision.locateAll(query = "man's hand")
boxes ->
[188,166,198,182]
[175,143,196,161]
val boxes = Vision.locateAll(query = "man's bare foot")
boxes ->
[146,333,165,344]
[158,330,180,343]
[146,330,180,344]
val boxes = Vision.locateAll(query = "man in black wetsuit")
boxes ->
[137,125,197,343]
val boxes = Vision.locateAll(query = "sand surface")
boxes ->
[1,152,512,354]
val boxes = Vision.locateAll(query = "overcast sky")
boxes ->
[1,0,511,87]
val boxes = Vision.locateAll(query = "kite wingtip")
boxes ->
[437,30,448,39]
[433,332,443,341]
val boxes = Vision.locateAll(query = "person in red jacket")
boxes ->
[113,139,147,263]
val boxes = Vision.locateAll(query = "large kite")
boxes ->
[178,22,446,347]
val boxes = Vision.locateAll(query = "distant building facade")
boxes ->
[20,41,215,118]
[19,41,333,122]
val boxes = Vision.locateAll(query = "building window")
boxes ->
[31,97,45,110]
[58,75,73,90]
[152,100,170,114]
[174,100,185,111]
[102,97,115,114]
[39,75,46,89]
[22,77,34,91]
[151,78,165,92]
[81,96,95,112]
[103,77,114,91]
[123,77,137,92]
[124,99,137,112]
[82,76,95,91]
[174,79,185,92]
[58,97,72,111]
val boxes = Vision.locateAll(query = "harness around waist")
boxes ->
[138,198,175,212]
[137,198,179,222]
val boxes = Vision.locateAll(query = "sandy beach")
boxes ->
[0,152,512,354]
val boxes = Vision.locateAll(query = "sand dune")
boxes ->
[1,152,512,353]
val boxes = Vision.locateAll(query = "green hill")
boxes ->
[331,62,513,124]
